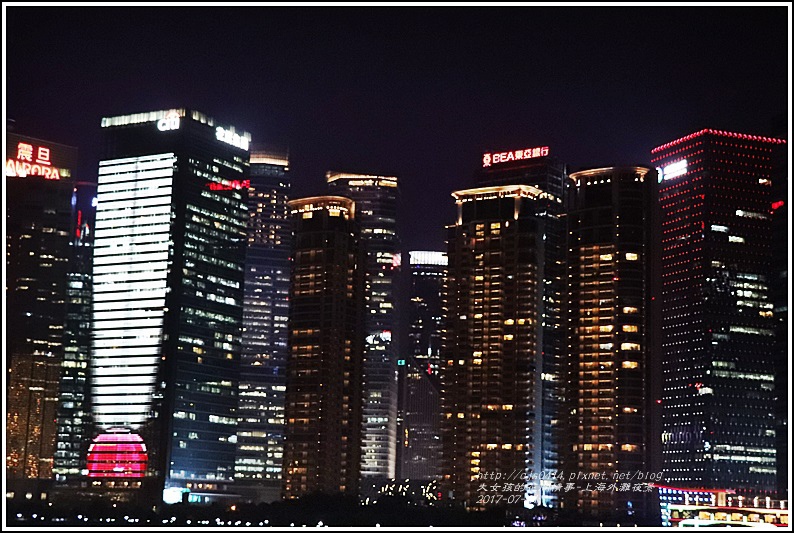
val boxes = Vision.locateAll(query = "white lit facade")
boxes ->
[90,109,250,503]
[92,153,176,429]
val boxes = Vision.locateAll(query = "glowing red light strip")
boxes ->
[651,128,787,154]
[772,200,784,211]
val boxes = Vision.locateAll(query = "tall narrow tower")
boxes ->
[6,133,77,492]
[441,185,560,509]
[282,196,365,498]
[564,166,659,520]
[235,145,291,503]
[326,172,400,485]
[397,251,446,481]
[476,145,566,507]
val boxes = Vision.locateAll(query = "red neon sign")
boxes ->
[483,146,549,167]
[207,179,250,191]
[6,142,61,179]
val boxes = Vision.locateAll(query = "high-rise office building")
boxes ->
[6,132,77,491]
[564,166,659,520]
[396,251,446,481]
[53,181,97,486]
[90,108,250,504]
[281,196,365,499]
[235,145,291,503]
[651,128,786,495]
[441,185,561,509]
[475,145,566,507]
[326,172,400,484]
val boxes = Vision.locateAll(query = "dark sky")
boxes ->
[5,5,789,251]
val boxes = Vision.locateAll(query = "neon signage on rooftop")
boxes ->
[483,146,549,167]
[5,141,64,179]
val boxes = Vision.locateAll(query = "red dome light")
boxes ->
[86,429,148,478]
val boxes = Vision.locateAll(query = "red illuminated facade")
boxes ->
[86,430,148,479]
[651,128,786,495]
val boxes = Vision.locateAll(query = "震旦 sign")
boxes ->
[5,141,61,179]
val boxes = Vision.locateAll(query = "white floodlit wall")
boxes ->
[91,153,176,430]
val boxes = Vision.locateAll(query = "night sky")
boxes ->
[5,5,789,251]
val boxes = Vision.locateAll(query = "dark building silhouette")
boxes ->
[53,181,97,488]
[651,129,786,496]
[6,132,77,493]
[396,251,446,482]
[282,196,365,499]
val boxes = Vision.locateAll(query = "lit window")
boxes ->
[728,235,745,243]
[622,361,639,369]
[711,225,729,233]
[622,306,638,314]
[599,254,613,261]
[622,325,638,332]
[621,342,641,351]
[625,253,638,261]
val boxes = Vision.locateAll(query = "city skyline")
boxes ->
[3,2,792,529]
[4,4,790,252]
[4,108,789,527]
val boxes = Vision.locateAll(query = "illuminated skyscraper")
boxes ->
[282,196,365,498]
[651,129,786,495]
[6,132,77,491]
[564,166,660,520]
[235,145,291,503]
[326,172,400,483]
[441,185,561,509]
[475,146,566,506]
[396,251,446,482]
[90,108,250,504]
